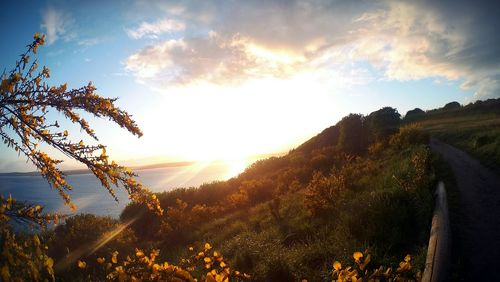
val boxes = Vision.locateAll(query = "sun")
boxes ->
[223,158,251,179]
[131,73,338,165]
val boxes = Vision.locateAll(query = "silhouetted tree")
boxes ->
[443,101,461,110]
[365,107,401,141]
[338,114,368,155]
[404,108,425,122]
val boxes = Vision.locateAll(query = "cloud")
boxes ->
[125,0,500,99]
[41,7,75,45]
[125,32,307,85]
[127,19,185,39]
[78,38,102,46]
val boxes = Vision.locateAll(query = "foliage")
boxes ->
[1,230,55,282]
[48,214,137,266]
[0,34,163,281]
[365,107,401,142]
[0,194,61,227]
[304,171,347,216]
[0,194,60,281]
[404,108,425,122]
[389,124,430,149]
[338,114,368,155]
[76,243,250,282]
[443,101,461,110]
[0,33,161,214]
[330,251,420,281]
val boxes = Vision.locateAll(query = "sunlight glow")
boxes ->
[223,158,251,179]
[130,73,341,164]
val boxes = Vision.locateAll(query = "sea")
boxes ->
[0,161,241,219]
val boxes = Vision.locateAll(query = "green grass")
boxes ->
[417,113,500,172]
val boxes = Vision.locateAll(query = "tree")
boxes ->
[365,107,401,141]
[338,114,368,155]
[442,101,461,110]
[404,108,425,122]
[0,33,162,218]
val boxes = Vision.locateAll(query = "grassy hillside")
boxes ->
[404,98,500,172]
[44,106,438,281]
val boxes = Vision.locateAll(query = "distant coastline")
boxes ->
[0,151,286,177]
[0,161,197,177]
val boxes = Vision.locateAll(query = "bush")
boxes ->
[304,172,346,216]
[390,124,430,149]
[49,214,137,265]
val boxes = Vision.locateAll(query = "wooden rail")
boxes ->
[422,182,450,282]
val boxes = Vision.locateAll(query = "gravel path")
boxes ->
[430,138,500,280]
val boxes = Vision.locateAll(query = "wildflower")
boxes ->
[136,249,144,258]
[111,251,118,264]
[353,251,363,262]
[404,254,411,262]
[333,261,342,271]
[77,260,86,269]
[204,243,212,250]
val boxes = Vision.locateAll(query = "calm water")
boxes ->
[0,161,239,218]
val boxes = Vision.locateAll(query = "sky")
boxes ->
[1,0,499,172]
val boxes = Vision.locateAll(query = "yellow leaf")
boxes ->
[353,251,363,262]
[204,243,212,250]
[112,253,118,264]
[77,260,86,269]
[333,261,342,271]
[45,257,54,268]
[404,254,411,262]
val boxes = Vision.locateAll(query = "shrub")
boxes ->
[49,214,137,263]
[304,172,346,216]
[390,124,430,149]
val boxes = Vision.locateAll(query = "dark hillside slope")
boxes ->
[294,125,340,154]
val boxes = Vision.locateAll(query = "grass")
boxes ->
[417,113,500,172]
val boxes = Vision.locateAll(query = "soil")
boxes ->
[430,138,500,280]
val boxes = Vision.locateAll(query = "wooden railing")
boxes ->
[422,182,450,282]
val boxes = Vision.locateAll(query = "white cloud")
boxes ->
[125,0,500,99]
[78,38,102,46]
[125,32,309,85]
[40,7,74,45]
[127,19,185,39]
[125,39,186,79]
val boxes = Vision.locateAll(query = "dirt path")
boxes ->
[430,138,500,280]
